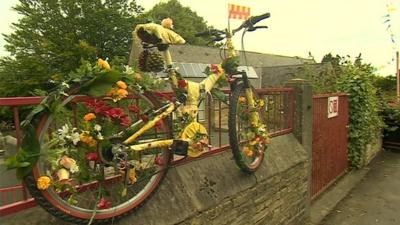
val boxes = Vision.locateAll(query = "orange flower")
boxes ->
[84,113,96,121]
[116,81,127,89]
[97,58,111,71]
[161,18,174,29]
[37,176,51,190]
[80,133,97,147]
[59,156,76,169]
[239,96,246,103]
[107,88,117,96]
[117,89,128,98]
[243,146,254,157]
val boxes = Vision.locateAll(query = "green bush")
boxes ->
[337,62,383,168]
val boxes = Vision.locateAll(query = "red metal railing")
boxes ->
[0,87,294,216]
[311,93,349,199]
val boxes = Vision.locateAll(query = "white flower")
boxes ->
[97,133,104,140]
[71,132,80,145]
[69,164,80,173]
[58,124,69,136]
[61,82,70,89]
[94,124,102,132]
[60,91,69,97]
[124,65,135,74]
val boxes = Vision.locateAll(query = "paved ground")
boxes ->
[320,149,400,225]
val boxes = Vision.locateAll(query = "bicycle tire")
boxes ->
[228,83,266,173]
[25,93,172,224]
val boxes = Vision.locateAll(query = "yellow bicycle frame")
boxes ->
[124,30,259,153]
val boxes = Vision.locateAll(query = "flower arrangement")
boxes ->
[237,96,270,158]
[5,58,170,209]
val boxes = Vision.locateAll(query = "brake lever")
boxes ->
[247,26,269,32]
[206,35,225,45]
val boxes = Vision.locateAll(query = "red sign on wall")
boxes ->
[327,96,339,118]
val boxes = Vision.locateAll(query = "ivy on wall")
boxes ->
[336,62,383,168]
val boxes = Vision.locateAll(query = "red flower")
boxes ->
[120,116,132,126]
[228,77,236,84]
[97,198,112,209]
[177,79,187,88]
[154,92,174,101]
[128,105,140,113]
[210,64,222,74]
[155,120,163,131]
[140,114,149,122]
[85,99,110,114]
[85,152,99,161]
[104,108,125,119]
[154,155,164,166]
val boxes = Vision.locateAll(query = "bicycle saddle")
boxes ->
[134,23,186,45]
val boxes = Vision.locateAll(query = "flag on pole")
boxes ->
[228,4,251,20]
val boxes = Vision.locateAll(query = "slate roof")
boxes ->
[169,45,315,68]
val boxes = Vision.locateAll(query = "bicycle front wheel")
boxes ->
[25,93,172,224]
[228,83,268,173]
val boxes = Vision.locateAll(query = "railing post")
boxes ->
[285,78,313,220]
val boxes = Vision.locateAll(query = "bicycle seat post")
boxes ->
[162,49,179,88]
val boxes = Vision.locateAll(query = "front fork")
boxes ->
[233,73,259,126]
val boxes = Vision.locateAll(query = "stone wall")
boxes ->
[363,133,383,166]
[118,134,309,225]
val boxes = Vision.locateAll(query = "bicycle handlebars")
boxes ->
[195,12,270,40]
[232,12,270,34]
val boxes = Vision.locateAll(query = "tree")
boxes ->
[0,0,143,97]
[137,0,213,46]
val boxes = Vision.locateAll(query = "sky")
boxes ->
[1,0,399,76]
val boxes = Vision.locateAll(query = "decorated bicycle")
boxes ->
[6,11,271,224]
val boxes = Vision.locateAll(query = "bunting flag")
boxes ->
[228,4,251,20]
[382,1,398,68]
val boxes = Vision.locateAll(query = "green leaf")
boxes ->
[222,56,239,74]
[86,83,114,97]
[211,88,228,103]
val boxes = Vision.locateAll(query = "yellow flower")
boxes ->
[116,81,127,90]
[128,168,137,184]
[80,132,97,147]
[258,99,265,108]
[134,73,142,80]
[37,176,51,190]
[239,96,246,103]
[97,58,111,71]
[84,113,96,121]
[57,168,70,181]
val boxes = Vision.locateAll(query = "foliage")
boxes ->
[380,101,400,132]
[336,59,383,168]
[294,63,338,94]
[137,0,214,46]
[373,75,397,97]
[0,0,143,97]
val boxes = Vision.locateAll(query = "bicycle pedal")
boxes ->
[171,140,188,156]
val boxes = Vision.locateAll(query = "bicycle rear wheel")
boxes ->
[25,93,172,224]
[228,83,268,173]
